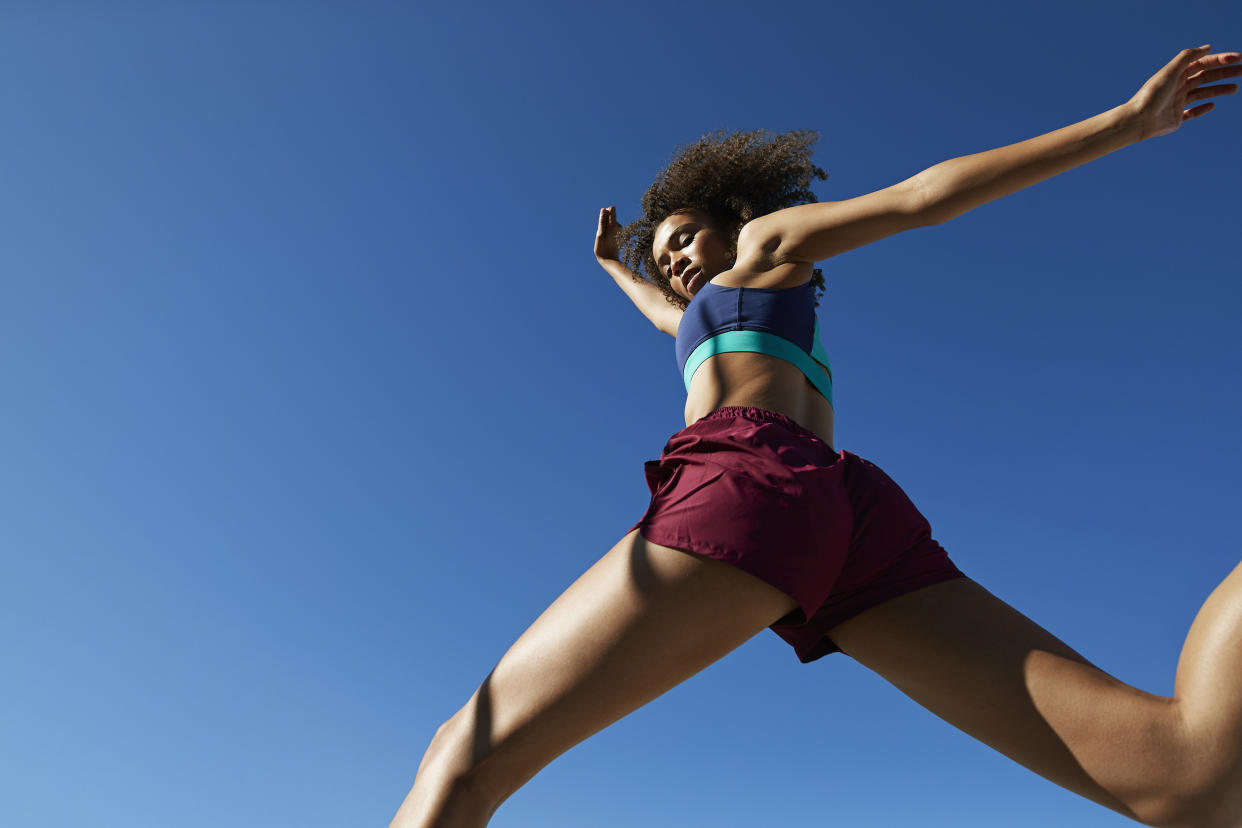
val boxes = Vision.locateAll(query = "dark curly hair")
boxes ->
[619,129,828,309]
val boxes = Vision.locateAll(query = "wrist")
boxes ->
[1115,98,1156,143]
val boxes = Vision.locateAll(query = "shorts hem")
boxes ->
[783,569,971,664]
[634,523,816,620]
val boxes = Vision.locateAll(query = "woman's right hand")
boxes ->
[594,205,683,336]
[595,206,621,262]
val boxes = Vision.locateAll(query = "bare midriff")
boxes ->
[684,351,835,449]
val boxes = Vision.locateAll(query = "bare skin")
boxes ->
[393,47,1242,828]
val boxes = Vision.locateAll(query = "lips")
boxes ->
[682,266,704,294]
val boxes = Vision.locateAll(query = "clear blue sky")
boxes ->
[2,2,1240,826]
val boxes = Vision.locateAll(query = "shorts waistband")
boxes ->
[697,406,827,446]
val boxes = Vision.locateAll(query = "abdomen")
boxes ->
[684,352,835,447]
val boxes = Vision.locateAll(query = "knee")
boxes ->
[389,718,496,828]
[422,712,506,810]
[423,714,476,784]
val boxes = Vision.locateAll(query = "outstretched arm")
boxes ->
[745,46,1241,264]
[595,206,682,336]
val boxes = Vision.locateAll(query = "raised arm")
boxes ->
[744,46,1241,264]
[595,206,683,337]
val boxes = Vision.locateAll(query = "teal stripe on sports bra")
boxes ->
[681,323,834,405]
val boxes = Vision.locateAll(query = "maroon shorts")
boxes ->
[631,406,966,663]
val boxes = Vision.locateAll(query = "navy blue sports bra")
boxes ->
[675,280,834,404]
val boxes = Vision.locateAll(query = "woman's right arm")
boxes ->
[595,206,683,337]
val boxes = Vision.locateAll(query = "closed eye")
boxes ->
[669,233,696,277]
[656,224,698,279]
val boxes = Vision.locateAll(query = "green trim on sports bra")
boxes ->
[681,320,834,405]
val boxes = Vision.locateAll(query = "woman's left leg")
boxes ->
[827,565,1242,828]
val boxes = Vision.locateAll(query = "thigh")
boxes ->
[827,578,1186,822]
[445,529,799,806]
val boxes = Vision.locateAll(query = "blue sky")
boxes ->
[2,2,1240,826]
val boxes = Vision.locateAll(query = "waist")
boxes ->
[689,406,830,447]
[684,353,835,447]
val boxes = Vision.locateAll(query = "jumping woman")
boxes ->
[393,46,1242,827]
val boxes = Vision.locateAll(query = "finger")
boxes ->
[1188,51,1241,73]
[1182,101,1216,121]
[1173,45,1214,75]
[1186,82,1238,103]
[1181,44,1213,64]
[1187,64,1242,86]
[1150,46,1211,90]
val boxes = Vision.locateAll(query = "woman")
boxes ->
[395,46,1242,827]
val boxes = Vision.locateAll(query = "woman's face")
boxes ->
[651,209,733,301]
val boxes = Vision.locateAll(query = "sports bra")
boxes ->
[675,280,834,404]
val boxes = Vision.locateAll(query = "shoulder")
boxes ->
[737,184,929,265]
[736,207,822,269]
[735,213,784,264]
[721,212,812,290]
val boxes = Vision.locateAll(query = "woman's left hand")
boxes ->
[1129,45,1242,140]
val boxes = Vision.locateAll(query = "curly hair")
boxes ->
[619,129,828,309]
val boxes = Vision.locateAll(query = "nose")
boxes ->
[671,256,690,279]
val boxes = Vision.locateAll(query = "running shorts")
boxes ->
[631,406,966,663]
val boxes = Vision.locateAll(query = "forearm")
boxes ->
[598,257,681,335]
[915,102,1143,226]
[599,257,653,308]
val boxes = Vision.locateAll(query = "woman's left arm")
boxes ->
[748,46,1240,264]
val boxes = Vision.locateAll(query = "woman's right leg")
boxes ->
[827,563,1242,828]
[390,528,800,828]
